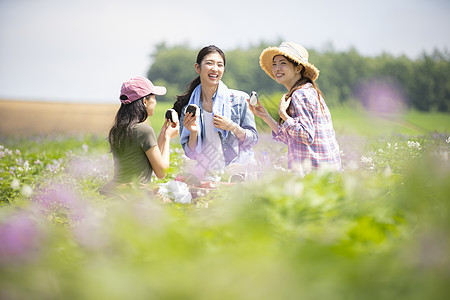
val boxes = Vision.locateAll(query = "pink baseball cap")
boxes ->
[119,77,167,104]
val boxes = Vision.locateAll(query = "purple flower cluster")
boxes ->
[32,183,87,224]
[354,79,407,117]
[0,211,44,265]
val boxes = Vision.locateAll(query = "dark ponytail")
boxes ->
[173,45,226,116]
[279,59,324,124]
[173,76,201,116]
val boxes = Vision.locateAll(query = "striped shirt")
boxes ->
[272,83,341,173]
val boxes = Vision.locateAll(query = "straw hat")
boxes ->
[259,42,319,81]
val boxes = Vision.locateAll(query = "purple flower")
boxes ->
[354,79,407,117]
[33,184,86,223]
[0,211,43,264]
[66,155,112,180]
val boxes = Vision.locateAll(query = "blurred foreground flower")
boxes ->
[32,183,87,225]
[21,184,33,197]
[66,154,112,180]
[10,179,20,190]
[355,79,407,117]
[407,140,421,150]
[0,211,44,265]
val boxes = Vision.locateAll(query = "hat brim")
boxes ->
[152,86,167,96]
[259,47,320,81]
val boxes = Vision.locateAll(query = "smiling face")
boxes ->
[272,55,303,90]
[195,51,225,87]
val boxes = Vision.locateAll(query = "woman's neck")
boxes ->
[201,83,218,104]
[284,74,302,90]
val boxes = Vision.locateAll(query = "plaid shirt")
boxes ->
[273,83,341,172]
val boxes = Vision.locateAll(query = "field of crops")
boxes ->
[1,102,449,299]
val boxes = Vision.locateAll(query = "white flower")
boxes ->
[446,137,450,144]
[23,161,30,172]
[361,156,373,164]
[82,144,89,152]
[47,159,63,173]
[10,179,20,189]
[21,184,33,197]
[407,141,421,150]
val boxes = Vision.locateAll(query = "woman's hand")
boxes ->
[213,114,246,141]
[183,112,198,133]
[278,94,291,121]
[248,95,280,133]
[247,97,270,120]
[213,114,234,131]
[165,119,179,139]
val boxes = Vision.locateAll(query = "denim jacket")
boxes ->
[179,89,258,166]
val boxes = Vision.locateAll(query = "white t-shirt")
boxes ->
[201,111,226,173]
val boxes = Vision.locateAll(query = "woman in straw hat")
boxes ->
[173,45,258,179]
[249,42,341,173]
[107,77,179,185]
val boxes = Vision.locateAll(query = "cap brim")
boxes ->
[153,86,167,96]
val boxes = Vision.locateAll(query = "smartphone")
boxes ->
[249,91,258,106]
[185,104,199,117]
[165,109,178,127]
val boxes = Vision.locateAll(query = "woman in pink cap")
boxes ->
[107,77,179,184]
[249,42,341,174]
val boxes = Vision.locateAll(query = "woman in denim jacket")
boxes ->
[173,45,258,178]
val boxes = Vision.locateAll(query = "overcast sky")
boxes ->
[0,0,449,103]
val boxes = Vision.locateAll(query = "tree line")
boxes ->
[147,42,450,112]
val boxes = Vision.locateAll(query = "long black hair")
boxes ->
[108,96,149,154]
[173,45,226,116]
[279,57,324,124]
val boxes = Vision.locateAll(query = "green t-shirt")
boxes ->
[113,123,157,183]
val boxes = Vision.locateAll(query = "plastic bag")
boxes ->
[158,180,192,204]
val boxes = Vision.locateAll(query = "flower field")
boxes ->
[1,125,450,299]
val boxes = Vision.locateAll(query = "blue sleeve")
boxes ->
[236,93,259,149]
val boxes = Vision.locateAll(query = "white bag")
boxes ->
[158,181,192,204]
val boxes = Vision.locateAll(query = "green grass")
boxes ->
[331,107,450,135]
[1,108,449,299]
[0,132,449,299]
[149,101,174,133]
[2,98,448,299]
[152,100,449,136]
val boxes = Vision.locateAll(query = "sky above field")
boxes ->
[0,0,449,104]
